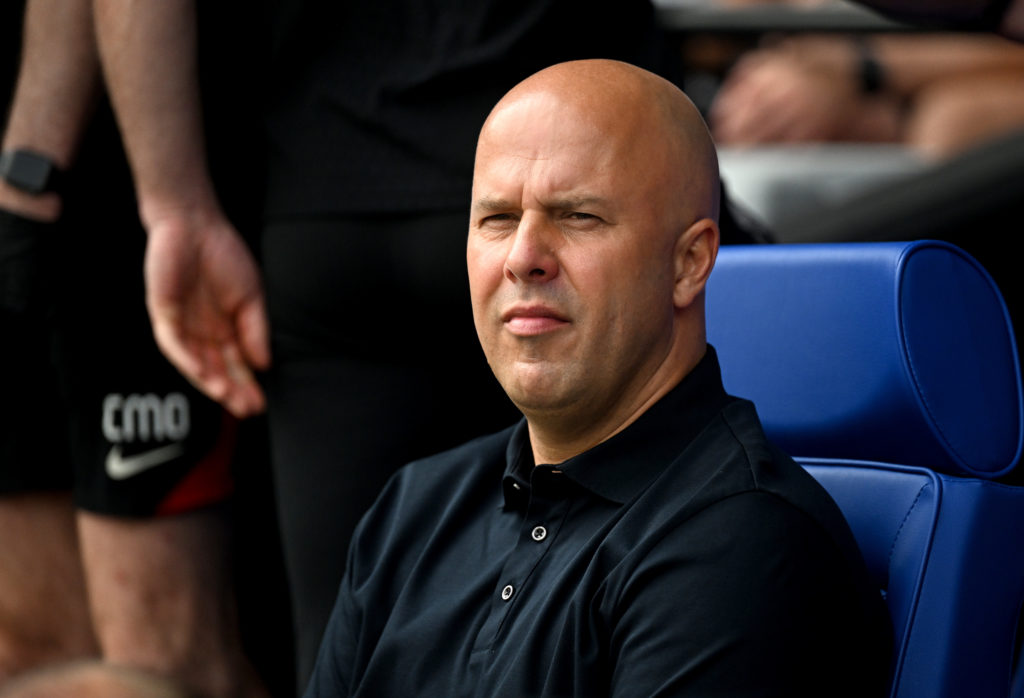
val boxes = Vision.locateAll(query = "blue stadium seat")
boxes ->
[706,240,1024,698]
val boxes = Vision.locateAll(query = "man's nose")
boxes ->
[503,214,559,283]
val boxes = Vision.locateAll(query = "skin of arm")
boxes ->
[868,32,1024,93]
[93,0,270,418]
[710,32,1024,146]
[0,0,100,222]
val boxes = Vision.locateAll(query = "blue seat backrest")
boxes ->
[706,241,1024,698]
[707,241,1022,479]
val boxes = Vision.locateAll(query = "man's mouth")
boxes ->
[502,304,570,336]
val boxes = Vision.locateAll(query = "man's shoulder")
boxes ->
[645,397,857,556]
[690,397,872,583]
[345,423,518,577]
[704,397,817,501]
[396,423,518,487]
[362,423,518,528]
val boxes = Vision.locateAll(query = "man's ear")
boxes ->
[673,217,719,309]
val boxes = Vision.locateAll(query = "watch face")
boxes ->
[0,149,56,194]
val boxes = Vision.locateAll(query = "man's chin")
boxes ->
[505,383,582,423]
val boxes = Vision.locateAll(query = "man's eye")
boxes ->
[480,213,517,226]
[564,212,603,225]
[476,214,518,236]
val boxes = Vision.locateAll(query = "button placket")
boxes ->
[476,473,572,653]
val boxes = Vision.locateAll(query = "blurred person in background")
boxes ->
[709,29,1024,159]
[0,1,275,695]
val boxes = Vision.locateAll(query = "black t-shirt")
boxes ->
[306,347,892,697]
[262,0,676,218]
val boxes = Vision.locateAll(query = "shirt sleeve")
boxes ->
[606,491,889,698]
[303,567,357,698]
[304,478,392,698]
[301,465,422,698]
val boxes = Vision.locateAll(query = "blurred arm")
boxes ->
[92,0,212,225]
[775,32,1024,94]
[94,0,270,418]
[1,0,100,221]
[710,31,1024,145]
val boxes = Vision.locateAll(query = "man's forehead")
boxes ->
[473,125,656,211]
[472,130,623,202]
[475,103,632,185]
[479,95,608,160]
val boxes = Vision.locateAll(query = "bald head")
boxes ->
[480,59,720,227]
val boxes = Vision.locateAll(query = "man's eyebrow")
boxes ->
[547,195,611,211]
[471,197,513,213]
[472,195,611,211]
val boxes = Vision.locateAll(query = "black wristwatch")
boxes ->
[0,148,66,195]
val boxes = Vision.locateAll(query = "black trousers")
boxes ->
[260,211,520,689]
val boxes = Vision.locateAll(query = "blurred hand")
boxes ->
[710,46,863,144]
[143,207,270,418]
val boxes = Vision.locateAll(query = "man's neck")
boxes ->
[526,344,706,466]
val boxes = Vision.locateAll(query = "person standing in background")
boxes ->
[0,1,273,695]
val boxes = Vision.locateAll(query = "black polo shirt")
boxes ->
[306,348,891,697]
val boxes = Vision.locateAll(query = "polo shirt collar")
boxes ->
[502,345,732,508]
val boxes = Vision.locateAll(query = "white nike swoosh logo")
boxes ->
[105,443,187,480]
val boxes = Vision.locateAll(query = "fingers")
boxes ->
[711,56,847,144]
[712,61,795,142]
[150,308,267,419]
[191,339,267,419]
[150,305,206,389]
[213,341,267,418]
[209,296,271,418]
[236,295,271,371]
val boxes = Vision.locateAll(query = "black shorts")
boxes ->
[0,300,235,517]
[0,121,236,517]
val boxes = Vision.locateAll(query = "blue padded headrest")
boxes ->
[706,241,1023,479]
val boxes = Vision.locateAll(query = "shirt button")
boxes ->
[531,526,547,542]
[501,584,515,601]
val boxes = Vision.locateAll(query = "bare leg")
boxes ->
[0,659,192,698]
[0,493,99,681]
[77,508,269,698]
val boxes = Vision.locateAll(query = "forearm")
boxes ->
[780,32,1024,97]
[94,0,268,417]
[871,33,1024,95]
[93,0,220,229]
[1,0,100,220]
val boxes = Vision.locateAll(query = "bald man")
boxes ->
[304,60,891,698]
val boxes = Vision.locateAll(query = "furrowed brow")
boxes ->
[548,195,611,211]
[472,197,515,214]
